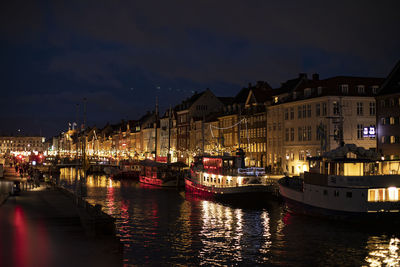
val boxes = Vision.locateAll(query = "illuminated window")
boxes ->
[388,187,398,201]
[299,151,305,161]
[368,188,400,202]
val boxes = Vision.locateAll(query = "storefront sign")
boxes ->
[363,126,376,138]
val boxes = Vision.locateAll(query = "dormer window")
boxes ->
[317,87,323,95]
[304,88,311,97]
[357,85,365,94]
[372,86,379,94]
[274,96,279,103]
[341,84,348,94]
[293,92,297,99]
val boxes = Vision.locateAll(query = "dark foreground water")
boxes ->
[60,169,400,266]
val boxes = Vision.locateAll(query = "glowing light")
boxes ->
[302,165,308,172]
[388,187,398,201]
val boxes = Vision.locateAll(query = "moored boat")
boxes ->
[139,159,186,187]
[107,160,141,180]
[278,144,400,222]
[185,149,273,200]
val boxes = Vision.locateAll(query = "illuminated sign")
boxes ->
[363,126,376,138]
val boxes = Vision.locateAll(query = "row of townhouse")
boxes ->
[50,60,400,174]
[0,136,45,155]
[267,74,383,175]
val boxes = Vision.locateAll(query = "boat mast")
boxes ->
[339,97,344,146]
[202,112,205,154]
[76,103,79,159]
[168,105,171,163]
[154,97,159,161]
[238,105,241,150]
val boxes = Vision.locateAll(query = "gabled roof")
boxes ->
[278,76,384,103]
[234,87,251,104]
[136,111,157,129]
[160,107,177,119]
[175,90,207,111]
[379,60,400,95]
[250,83,273,103]
[273,74,307,95]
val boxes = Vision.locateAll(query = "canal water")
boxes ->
[60,169,400,266]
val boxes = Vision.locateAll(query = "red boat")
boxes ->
[139,159,186,187]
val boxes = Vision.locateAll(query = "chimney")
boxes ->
[312,73,319,81]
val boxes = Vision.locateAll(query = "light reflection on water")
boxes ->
[59,170,400,266]
[365,237,400,267]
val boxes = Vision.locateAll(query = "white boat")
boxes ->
[278,144,400,222]
[185,149,272,200]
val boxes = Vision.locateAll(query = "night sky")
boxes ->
[1,1,399,137]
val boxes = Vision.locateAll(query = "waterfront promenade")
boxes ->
[0,167,122,267]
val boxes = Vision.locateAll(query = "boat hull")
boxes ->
[279,180,400,223]
[281,194,400,223]
[110,171,140,180]
[139,175,183,187]
[185,178,271,202]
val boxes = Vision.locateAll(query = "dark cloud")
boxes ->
[0,1,44,41]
